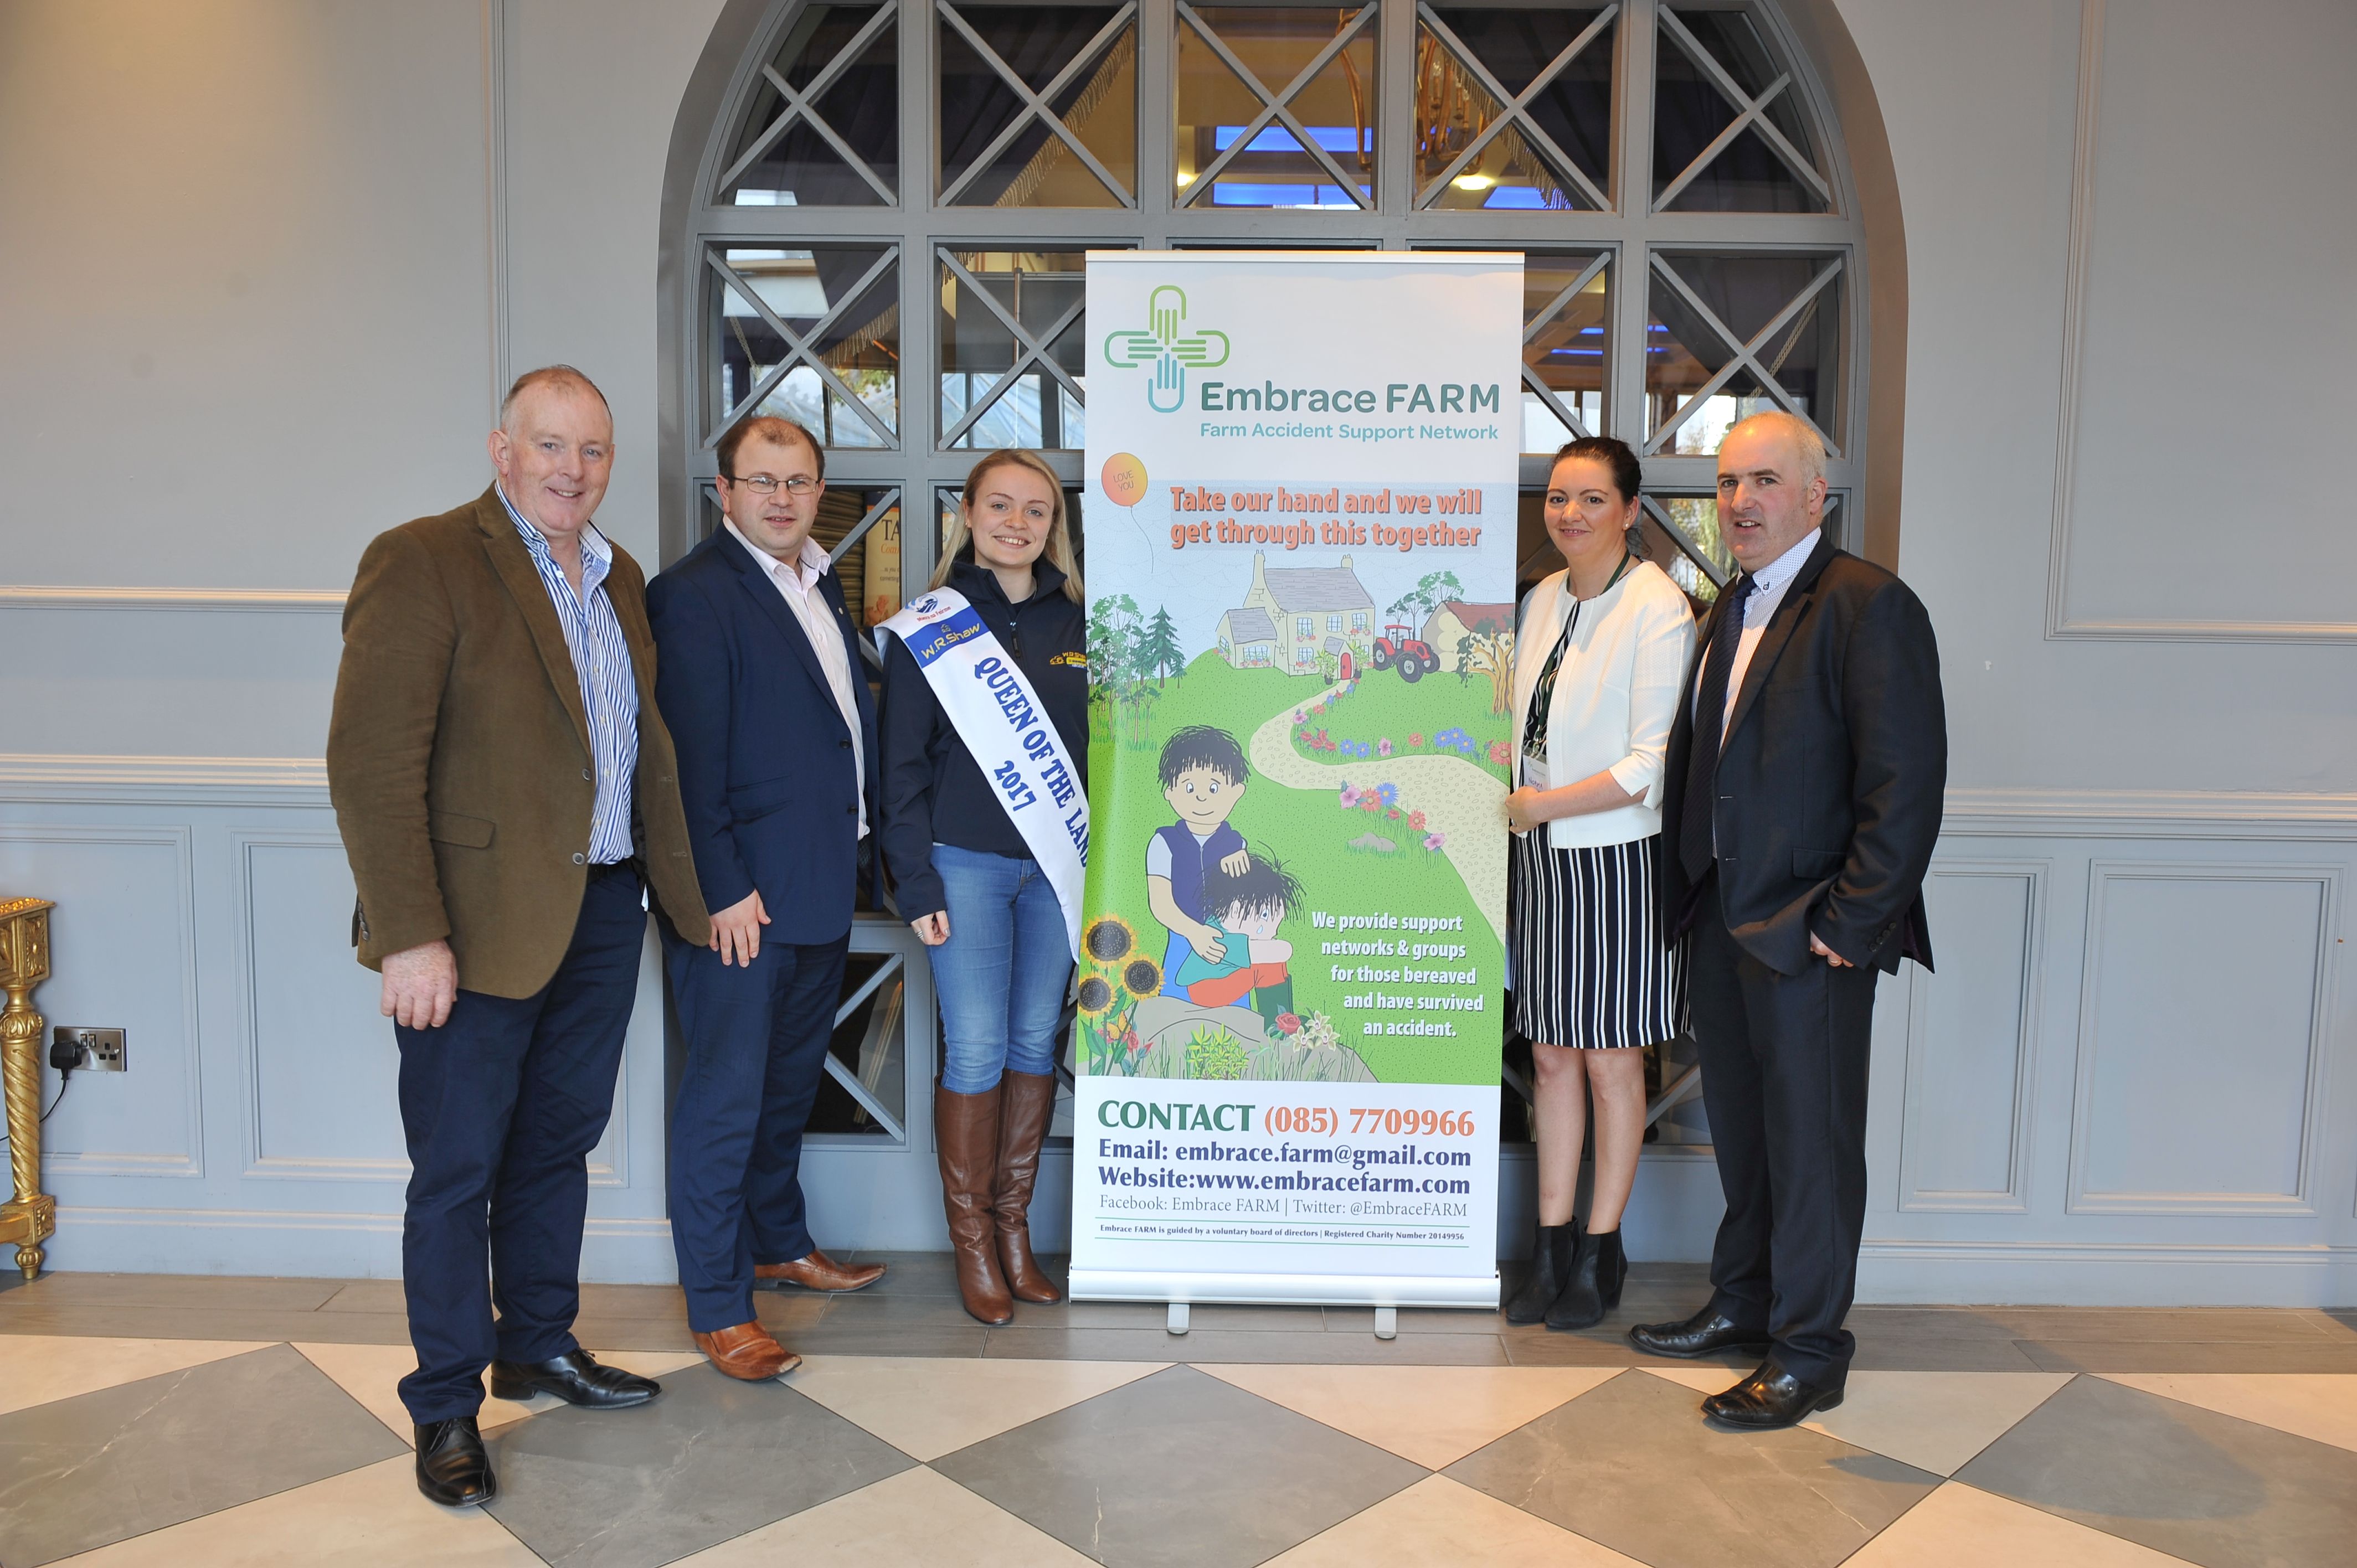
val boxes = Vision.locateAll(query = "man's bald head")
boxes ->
[1724,410,1826,490]
[1716,410,1829,571]
[500,365,610,432]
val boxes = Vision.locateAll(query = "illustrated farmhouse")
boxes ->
[1218,552,1375,675]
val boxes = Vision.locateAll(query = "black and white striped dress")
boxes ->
[1509,831,1684,1050]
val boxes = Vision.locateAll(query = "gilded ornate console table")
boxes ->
[0,897,56,1279]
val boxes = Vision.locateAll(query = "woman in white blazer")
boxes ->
[1501,437,1699,1331]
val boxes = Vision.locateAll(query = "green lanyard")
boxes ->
[1522,552,1637,762]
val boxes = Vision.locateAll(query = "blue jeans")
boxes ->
[928,843,1071,1094]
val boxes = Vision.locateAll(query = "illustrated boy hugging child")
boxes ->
[1146,726,1252,997]
[1173,854,1300,1027]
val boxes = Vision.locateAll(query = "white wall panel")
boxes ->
[1900,865,2042,1211]
[2070,865,2333,1214]
[0,826,202,1177]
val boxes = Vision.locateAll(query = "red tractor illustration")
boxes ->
[1370,621,1437,683]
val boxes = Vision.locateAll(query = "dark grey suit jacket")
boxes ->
[1659,533,1947,977]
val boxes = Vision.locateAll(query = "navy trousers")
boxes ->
[1689,884,1880,1384]
[664,929,849,1334]
[393,864,646,1423]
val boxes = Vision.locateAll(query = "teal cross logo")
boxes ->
[1102,286,1230,413]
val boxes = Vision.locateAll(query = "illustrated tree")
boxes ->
[1453,632,1474,687]
[1461,628,1518,716]
[1385,570,1466,633]
[1138,606,1186,687]
[1086,594,1157,746]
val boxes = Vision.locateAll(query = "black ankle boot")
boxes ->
[1504,1219,1579,1324]
[1545,1226,1628,1330]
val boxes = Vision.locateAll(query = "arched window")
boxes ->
[659,0,1883,1161]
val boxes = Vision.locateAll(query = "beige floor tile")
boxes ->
[2098,1371,2357,1453]
[1844,1480,2191,1567]
[1638,1366,2073,1474]
[1264,1475,1644,1566]
[667,1464,1094,1566]
[1201,1363,1622,1469]
[784,1354,1167,1460]
[0,1334,270,1416]
[49,1454,542,1567]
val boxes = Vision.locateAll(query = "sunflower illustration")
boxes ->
[1121,956,1163,998]
[1084,915,1135,964]
[1077,974,1116,1015]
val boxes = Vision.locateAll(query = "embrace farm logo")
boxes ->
[1102,285,1230,412]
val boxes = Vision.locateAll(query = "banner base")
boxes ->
[1070,1268,1500,1311]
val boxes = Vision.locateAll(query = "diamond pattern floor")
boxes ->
[2,1272,2354,1567]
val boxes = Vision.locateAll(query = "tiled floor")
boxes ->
[2,1259,2354,1566]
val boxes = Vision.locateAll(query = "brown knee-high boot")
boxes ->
[992,1071,1063,1303]
[936,1084,1013,1324]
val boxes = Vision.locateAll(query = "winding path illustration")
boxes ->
[1247,683,1509,942]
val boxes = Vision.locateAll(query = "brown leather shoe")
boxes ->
[754,1249,886,1293]
[693,1322,799,1381]
[992,1070,1063,1304]
[937,1083,1014,1324]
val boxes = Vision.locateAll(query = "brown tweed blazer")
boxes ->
[327,486,711,998]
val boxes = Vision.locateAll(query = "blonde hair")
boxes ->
[932,449,1084,602]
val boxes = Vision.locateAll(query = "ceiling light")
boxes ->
[1452,173,1496,191]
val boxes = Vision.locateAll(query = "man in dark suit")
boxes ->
[330,365,712,1507]
[648,414,886,1381]
[1635,410,1946,1428]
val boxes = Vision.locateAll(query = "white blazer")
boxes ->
[1509,560,1698,849]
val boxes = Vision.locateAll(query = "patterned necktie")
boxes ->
[1679,572,1756,883]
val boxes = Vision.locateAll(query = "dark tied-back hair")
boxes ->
[1551,436,1643,504]
[1159,725,1249,789]
[716,414,826,483]
[1202,852,1302,924]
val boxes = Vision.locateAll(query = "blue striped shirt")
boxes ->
[499,487,639,865]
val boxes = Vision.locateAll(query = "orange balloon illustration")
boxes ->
[1100,451,1149,507]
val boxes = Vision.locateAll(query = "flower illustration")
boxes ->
[1360,795,1383,813]
[1488,740,1512,767]
[1077,974,1115,1015]
[1377,782,1399,806]
[1122,957,1163,998]
[1084,916,1135,964]
[1339,783,1360,807]
[1275,1012,1302,1035]
[1376,738,1393,757]
[1423,832,1447,851]
[1387,808,1401,819]
[1408,732,1425,749]
[1409,810,1427,831]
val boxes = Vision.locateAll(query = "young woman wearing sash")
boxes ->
[1502,437,1698,1330]
[878,450,1088,1325]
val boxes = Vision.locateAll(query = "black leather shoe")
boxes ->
[1702,1361,1845,1430]
[489,1349,659,1409]
[1547,1226,1627,1332]
[1503,1220,1578,1324]
[1628,1305,1772,1359]
[414,1416,495,1507]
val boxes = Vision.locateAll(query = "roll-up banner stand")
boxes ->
[1073,251,1522,1313]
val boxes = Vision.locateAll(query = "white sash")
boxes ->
[879,586,1089,958]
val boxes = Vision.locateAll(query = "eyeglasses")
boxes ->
[723,473,818,496]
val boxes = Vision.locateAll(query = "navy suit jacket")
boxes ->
[647,527,879,946]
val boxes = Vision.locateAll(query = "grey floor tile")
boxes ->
[772,1322,995,1359]
[1447,1366,1938,1568]
[1848,1336,2047,1373]
[984,1326,1510,1364]
[0,1343,406,1566]
[566,1316,697,1353]
[0,1303,417,1344]
[1845,1307,2029,1342]
[1322,1306,1509,1335]
[817,1288,1008,1333]
[2016,1339,2357,1374]
[316,1278,407,1313]
[933,1364,1425,1568]
[485,1361,913,1568]
[1984,1308,2342,1343]
[1958,1373,2357,1567]
[0,1272,345,1312]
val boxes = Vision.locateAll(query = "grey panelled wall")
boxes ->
[1,0,2351,1302]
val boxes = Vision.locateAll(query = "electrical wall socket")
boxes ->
[52,1028,127,1073]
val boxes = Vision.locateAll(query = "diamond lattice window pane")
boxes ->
[1653,6,1825,213]
[720,3,898,206]
[1177,6,1377,208]
[939,3,1137,207]
[1645,253,1842,453]
[939,250,1089,450]
[1416,7,1614,212]
[1647,496,1732,602]
[713,244,900,449]
[1520,253,1608,450]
